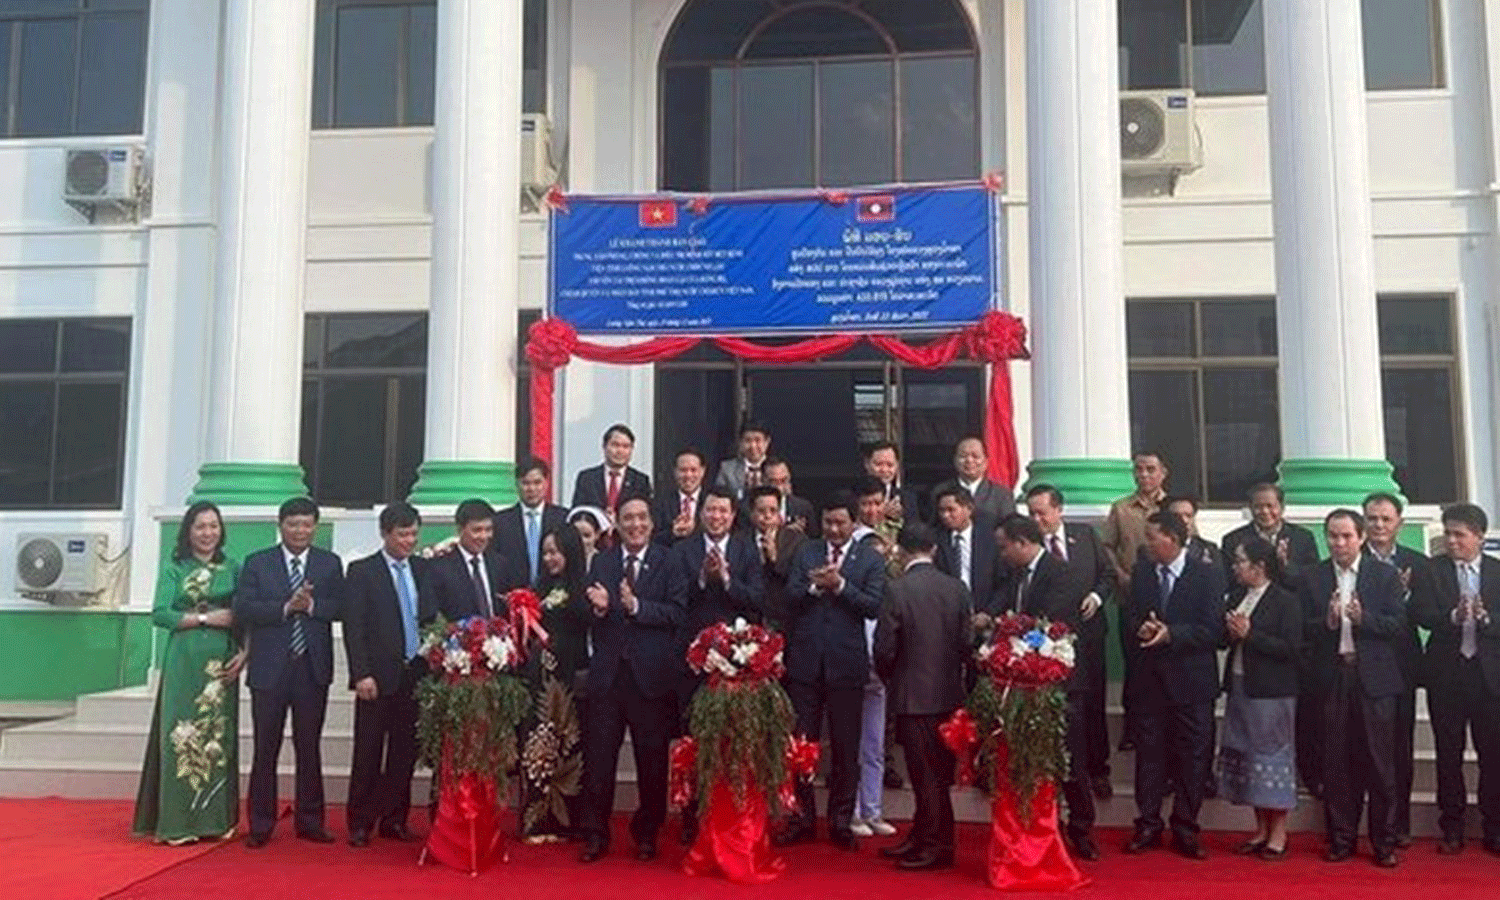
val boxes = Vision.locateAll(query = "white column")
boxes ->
[410,0,523,504]
[1022,0,1134,502]
[1264,0,1397,501]
[192,0,316,503]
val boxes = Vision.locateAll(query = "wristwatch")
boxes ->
[196,612,207,627]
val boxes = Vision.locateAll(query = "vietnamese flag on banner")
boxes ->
[856,194,896,223]
[639,200,678,228]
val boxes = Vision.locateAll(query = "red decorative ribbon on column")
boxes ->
[525,312,1029,487]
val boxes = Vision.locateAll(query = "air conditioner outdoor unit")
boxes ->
[521,112,557,196]
[1119,90,1200,174]
[63,146,145,221]
[14,533,107,594]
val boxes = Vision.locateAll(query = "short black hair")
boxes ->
[739,420,770,438]
[1132,450,1166,465]
[865,440,900,460]
[1024,483,1065,508]
[602,423,635,446]
[853,475,886,499]
[455,498,496,527]
[1324,508,1366,536]
[897,522,938,553]
[1248,482,1285,504]
[674,446,707,469]
[701,486,736,508]
[515,457,550,480]
[615,491,651,514]
[1163,494,1199,513]
[379,501,420,533]
[278,496,319,522]
[1145,510,1188,546]
[934,484,974,508]
[1363,491,1405,515]
[1442,502,1489,536]
[997,513,1042,545]
[747,485,782,506]
[823,490,858,521]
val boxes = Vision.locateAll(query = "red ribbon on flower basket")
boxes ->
[422,738,505,874]
[939,707,980,788]
[777,735,821,815]
[669,737,698,812]
[504,588,550,658]
[986,740,1088,892]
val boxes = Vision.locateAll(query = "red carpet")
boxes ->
[4,799,1497,899]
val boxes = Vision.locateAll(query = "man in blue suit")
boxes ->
[1123,510,1225,860]
[235,496,345,848]
[776,492,886,851]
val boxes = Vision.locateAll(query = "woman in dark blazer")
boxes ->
[1217,535,1303,859]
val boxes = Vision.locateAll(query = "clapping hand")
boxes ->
[672,510,695,538]
[620,577,639,616]
[760,531,777,564]
[810,563,842,593]
[587,582,609,617]
[1138,611,1170,648]
[1326,592,1344,630]
[1225,611,1250,641]
[1345,592,1363,625]
[883,496,904,521]
[703,550,726,583]
[1276,538,1290,566]
[287,581,314,614]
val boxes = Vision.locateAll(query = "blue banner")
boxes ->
[548,185,998,334]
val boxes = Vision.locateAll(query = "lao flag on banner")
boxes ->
[856,194,896,223]
[639,200,678,228]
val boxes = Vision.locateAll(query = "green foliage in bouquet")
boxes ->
[688,680,795,814]
[965,676,1070,823]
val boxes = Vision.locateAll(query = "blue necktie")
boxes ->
[394,559,418,659]
[525,509,541,585]
[1157,564,1174,616]
[288,556,307,656]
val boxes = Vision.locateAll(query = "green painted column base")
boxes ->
[408,460,517,507]
[189,462,308,506]
[1277,457,1401,507]
[1024,457,1135,506]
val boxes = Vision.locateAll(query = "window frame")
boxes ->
[0,0,149,139]
[1377,292,1464,503]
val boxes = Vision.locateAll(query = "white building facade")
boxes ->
[0,0,1489,702]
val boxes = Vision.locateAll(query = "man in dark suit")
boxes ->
[1363,491,1435,848]
[1301,509,1406,867]
[933,484,999,613]
[576,494,686,864]
[426,498,523,621]
[1025,484,1114,802]
[492,458,568,588]
[651,447,707,547]
[865,440,921,527]
[1123,511,1226,860]
[342,501,435,847]
[927,436,1014,523]
[714,420,772,500]
[776,493,886,850]
[873,522,971,871]
[760,456,816,536]
[1411,503,1500,855]
[234,497,346,848]
[1165,495,1222,571]
[571,423,652,517]
[745,484,806,630]
[993,514,1099,860]
[1221,483,1320,589]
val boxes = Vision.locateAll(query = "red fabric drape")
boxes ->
[525,313,1028,487]
[422,769,504,874]
[681,778,787,884]
[986,781,1089,892]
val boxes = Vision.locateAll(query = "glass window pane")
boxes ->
[1192,0,1265,95]
[902,367,984,496]
[522,0,545,112]
[0,321,58,373]
[333,4,401,127]
[315,377,389,506]
[709,67,735,191]
[60,319,129,372]
[53,381,123,505]
[323,314,427,368]
[1383,366,1457,503]
[663,0,777,61]
[744,8,888,59]
[1119,0,1189,89]
[819,60,894,188]
[901,56,978,182]
[0,382,55,505]
[75,11,145,134]
[738,63,813,188]
[1363,0,1440,90]
[1126,301,1195,357]
[861,0,973,53]
[299,378,319,493]
[0,25,12,135]
[303,315,325,368]
[312,1,334,126]
[1129,368,1201,500]
[1200,298,1276,356]
[1378,295,1451,355]
[395,374,425,500]
[12,2,78,15]
[660,66,711,192]
[405,2,436,125]
[1201,366,1279,503]
[16,18,77,137]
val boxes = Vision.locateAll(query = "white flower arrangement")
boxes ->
[442,647,472,677]
[542,587,568,610]
[481,634,517,672]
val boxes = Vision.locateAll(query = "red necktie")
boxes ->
[681,494,693,517]
[606,469,621,511]
[1049,534,1066,561]
[746,466,760,489]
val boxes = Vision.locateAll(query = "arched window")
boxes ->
[660,0,979,191]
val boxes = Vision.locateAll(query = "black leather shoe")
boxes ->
[1235,838,1268,855]
[379,823,418,842]
[1395,833,1413,849]
[244,832,270,849]
[1173,835,1208,860]
[579,838,608,863]
[1438,836,1464,855]
[1122,829,1161,855]
[772,826,814,847]
[879,841,919,860]
[1069,834,1100,862]
[1323,845,1355,863]
[830,831,859,851]
[896,850,954,871]
[1374,849,1399,868]
[347,829,370,848]
[297,827,336,844]
[634,840,657,862]
[1090,776,1113,800]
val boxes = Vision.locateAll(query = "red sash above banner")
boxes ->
[524,312,1030,489]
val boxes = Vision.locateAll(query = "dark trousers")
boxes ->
[580,666,673,847]
[248,653,328,837]
[1322,661,1398,854]
[786,678,862,836]
[1085,625,1111,777]
[346,662,420,834]
[895,713,955,853]
[1394,684,1417,837]
[1429,658,1500,840]
[1294,682,1326,796]
[1131,686,1212,839]
[1060,691,1096,838]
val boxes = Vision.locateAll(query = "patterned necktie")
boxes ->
[525,509,540,584]
[746,465,760,489]
[829,543,843,568]
[470,555,491,617]
[625,554,639,587]
[288,556,307,657]
[606,469,621,512]
[681,494,693,517]
[1461,562,1479,659]
[394,560,418,659]
[1049,534,1066,561]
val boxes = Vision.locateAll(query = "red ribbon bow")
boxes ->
[939,708,980,787]
[669,736,699,811]
[504,588,550,659]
